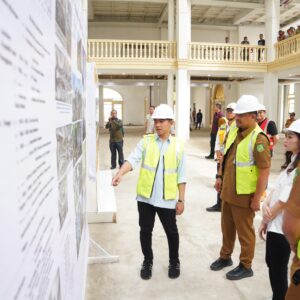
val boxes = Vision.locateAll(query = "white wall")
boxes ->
[107,86,147,125]
[89,23,238,43]
[237,82,264,103]
[191,86,208,126]
[89,23,161,40]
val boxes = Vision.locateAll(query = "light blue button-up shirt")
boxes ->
[126,134,186,209]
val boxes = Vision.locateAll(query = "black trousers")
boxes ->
[138,201,179,262]
[266,231,291,300]
[209,132,217,157]
[109,140,124,168]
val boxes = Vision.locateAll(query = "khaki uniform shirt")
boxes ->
[220,124,271,208]
[285,162,300,276]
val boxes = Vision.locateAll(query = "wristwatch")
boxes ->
[216,174,223,179]
[178,199,185,203]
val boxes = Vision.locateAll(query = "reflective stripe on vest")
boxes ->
[224,125,263,195]
[136,134,184,200]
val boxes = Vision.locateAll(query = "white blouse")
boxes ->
[267,155,297,234]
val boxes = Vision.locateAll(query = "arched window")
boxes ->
[103,88,123,122]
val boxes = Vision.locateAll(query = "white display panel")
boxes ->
[0,0,89,299]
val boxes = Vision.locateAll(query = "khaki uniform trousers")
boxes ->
[285,282,300,300]
[220,200,255,269]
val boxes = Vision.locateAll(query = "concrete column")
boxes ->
[176,70,190,140]
[175,0,191,140]
[167,72,174,108]
[265,0,280,62]
[294,83,300,118]
[99,85,104,128]
[264,72,279,124]
[168,0,174,41]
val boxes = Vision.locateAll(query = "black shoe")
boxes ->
[226,264,253,280]
[210,257,233,271]
[140,259,153,280]
[206,204,221,212]
[110,166,116,170]
[205,155,214,159]
[168,260,180,279]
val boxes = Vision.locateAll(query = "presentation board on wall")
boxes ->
[0,0,89,299]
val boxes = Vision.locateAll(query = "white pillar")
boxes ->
[264,72,279,124]
[175,0,191,140]
[168,0,174,41]
[176,70,190,140]
[294,83,300,118]
[265,0,280,62]
[99,85,104,128]
[167,72,174,108]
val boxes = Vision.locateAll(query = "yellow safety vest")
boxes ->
[136,134,184,200]
[218,123,227,146]
[224,124,264,195]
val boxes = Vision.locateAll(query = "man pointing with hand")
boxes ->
[112,104,186,280]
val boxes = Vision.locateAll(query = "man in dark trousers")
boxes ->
[105,109,124,169]
[206,103,225,159]
[257,33,265,62]
[195,109,203,129]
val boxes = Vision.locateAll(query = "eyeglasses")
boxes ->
[226,109,234,113]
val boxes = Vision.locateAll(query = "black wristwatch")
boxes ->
[178,199,185,203]
[216,174,223,179]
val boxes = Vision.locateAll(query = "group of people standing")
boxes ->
[106,98,299,300]
[206,95,299,300]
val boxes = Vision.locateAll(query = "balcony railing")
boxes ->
[275,34,300,59]
[88,39,177,60]
[189,43,267,63]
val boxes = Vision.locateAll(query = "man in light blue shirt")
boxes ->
[112,104,186,280]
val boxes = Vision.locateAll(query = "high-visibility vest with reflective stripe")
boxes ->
[218,122,228,147]
[224,125,264,195]
[136,134,184,200]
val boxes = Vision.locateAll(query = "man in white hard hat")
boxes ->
[257,104,279,157]
[112,104,186,280]
[207,102,236,212]
[283,119,300,300]
[210,95,271,280]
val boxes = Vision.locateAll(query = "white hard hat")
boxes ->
[226,102,236,110]
[285,119,300,134]
[151,104,174,120]
[258,104,266,111]
[234,95,262,114]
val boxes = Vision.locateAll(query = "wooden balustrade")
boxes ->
[275,34,300,59]
[88,39,177,60]
[189,42,267,63]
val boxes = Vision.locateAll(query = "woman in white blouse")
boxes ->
[259,119,300,300]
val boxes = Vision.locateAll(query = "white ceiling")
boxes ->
[89,0,300,27]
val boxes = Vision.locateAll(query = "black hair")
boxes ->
[150,105,155,109]
[215,103,222,110]
[283,132,300,174]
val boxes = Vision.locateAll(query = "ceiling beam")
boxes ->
[191,0,264,9]
[88,0,94,20]
[158,4,168,25]
[233,8,262,24]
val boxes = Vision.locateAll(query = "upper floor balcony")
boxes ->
[88,34,300,73]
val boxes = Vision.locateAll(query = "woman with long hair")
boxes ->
[259,119,300,300]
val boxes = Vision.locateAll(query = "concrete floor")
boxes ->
[85,127,286,300]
